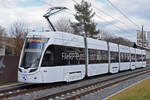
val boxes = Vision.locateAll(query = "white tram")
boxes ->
[18,32,146,83]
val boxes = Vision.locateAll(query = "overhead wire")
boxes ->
[106,0,141,29]
[93,6,126,25]
[91,4,139,33]
[95,14,131,34]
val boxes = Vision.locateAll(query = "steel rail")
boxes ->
[0,83,32,94]
[0,82,66,99]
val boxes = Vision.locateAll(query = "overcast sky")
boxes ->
[0,0,150,42]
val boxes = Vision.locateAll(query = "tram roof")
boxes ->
[26,31,150,51]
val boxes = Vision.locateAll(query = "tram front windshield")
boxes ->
[20,38,48,69]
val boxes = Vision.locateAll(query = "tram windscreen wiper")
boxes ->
[24,65,30,69]
[30,57,40,68]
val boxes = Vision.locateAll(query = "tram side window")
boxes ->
[131,54,136,62]
[140,54,143,61]
[42,45,109,66]
[101,50,108,63]
[42,45,86,66]
[143,55,146,61]
[110,51,119,63]
[88,49,98,64]
[59,46,85,65]
[141,55,143,61]
[136,54,139,61]
[88,49,108,64]
[136,54,142,61]
[41,46,54,67]
[120,53,130,62]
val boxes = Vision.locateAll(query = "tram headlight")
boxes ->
[34,77,37,79]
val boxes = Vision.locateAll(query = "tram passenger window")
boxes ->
[127,53,130,62]
[41,47,54,67]
[136,54,143,61]
[110,51,119,63]
[120,53,124,62]
[88,49,108,64]
[140,55,142,61]
[136,54,140,61]
[136,54,139,61]
[53,45,85,66]
[121,53,130,62]
[140,55,143,61]
[139,55,141,61]
[42,44,110,66]
[88,49,97,64]
[143,55,146,61]
[131,54,136,62]
[101,50,108,63]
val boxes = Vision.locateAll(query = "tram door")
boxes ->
[41,46,63,82]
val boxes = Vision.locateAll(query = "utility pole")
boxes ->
[81,24,88,76]
[107,42,110,72]
[142,25,144,47]
[83,31,88,76]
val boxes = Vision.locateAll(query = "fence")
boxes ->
[0,56,19,84]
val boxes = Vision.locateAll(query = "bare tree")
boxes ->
[0,26,7,40]
[100,31,134,47]
[54,18,73,33]
[10,22,28,56]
